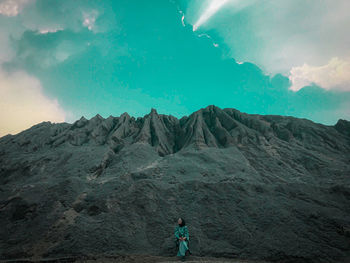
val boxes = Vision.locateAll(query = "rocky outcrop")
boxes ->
[0,105,349,262]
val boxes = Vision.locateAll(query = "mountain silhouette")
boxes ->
[0,105,349,262]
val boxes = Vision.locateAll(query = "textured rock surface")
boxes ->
[0,105,349,262]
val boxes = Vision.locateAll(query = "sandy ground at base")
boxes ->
[1,255,273,263]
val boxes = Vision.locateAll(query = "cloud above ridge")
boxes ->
[0,67,66,137]
[0,0,31,16]
[192,0,229,31]
[289,57,350,92]
[186,0,350,92]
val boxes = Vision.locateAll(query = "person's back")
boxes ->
[174,217,190,261]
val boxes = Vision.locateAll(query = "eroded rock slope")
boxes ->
[0,105,349,262]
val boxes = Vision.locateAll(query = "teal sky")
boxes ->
[0,0,349,136]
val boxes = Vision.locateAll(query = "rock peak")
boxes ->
[205,104,220,111]
[90,114,104,121]
[150,108,158,114]
[120,112,130,118]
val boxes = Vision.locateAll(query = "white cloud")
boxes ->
[0,67,66,137]
[0,30,15,63]
[289,57,350,92]
[198,33,211,39]
[0,0,30,16]
[197,33,220,49]
[82,10,98,31]
[186,0,350,92]
[38,27,63,34]
[246,0,350,74]
[193,0,229,31]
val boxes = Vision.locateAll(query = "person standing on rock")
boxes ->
[175,217,190,261]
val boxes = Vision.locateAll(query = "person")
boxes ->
[174,217,190,261]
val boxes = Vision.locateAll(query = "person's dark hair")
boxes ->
[178,217,186,227]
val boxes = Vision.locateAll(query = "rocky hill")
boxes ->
[0,105,349,262]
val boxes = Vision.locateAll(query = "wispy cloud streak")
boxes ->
[193,0,229,31]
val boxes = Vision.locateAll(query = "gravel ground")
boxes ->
[1,255,273,263]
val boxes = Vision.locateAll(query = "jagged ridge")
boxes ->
[0,105,349,262]
[3,105,349,156]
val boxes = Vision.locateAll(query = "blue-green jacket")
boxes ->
[174,225,189,241]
